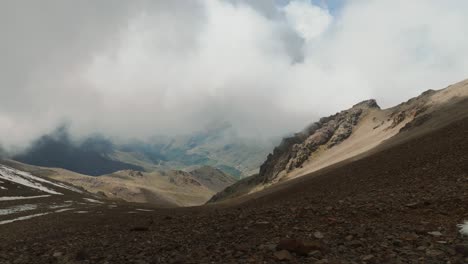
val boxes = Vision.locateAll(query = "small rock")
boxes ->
[276,239,323,256]
[455,244,468,257]
[314,231,324,239]
[52,252,62,258]
[308,250,322,258]
[362,254,374,261]
[416,246,426,251]
[348,240,363,248]
[252,221,271,230]
[75,249,89,261]
[392,239,403,247]
[315,259,329,264]
[274,250,293,261]
[426,249,444,257]
[427,231,443,237]
[258,243,276,251]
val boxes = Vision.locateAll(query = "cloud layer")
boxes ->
[1,0,468,151]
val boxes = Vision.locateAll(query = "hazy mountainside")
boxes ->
[11,122,274,178]
[1,159,235,206]
[13,130,143,176]
[116,122,276,177]
[6,123,261,206]
[210,79,468,203]
[189,166,237,192]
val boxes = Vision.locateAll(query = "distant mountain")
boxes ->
[210,78,468,203]
[1,159,236,206]
[116,122,276,178]
[189,166,237,192]
[12,122,275,178]
[14,128,143,176]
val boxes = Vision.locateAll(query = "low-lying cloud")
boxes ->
[1,0,468,152]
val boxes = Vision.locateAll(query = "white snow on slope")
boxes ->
[55,208,74,213]
[458,221,468,236]
[0,186,6,190]
[49,202,72,209]
[0,195,51,201]
[0,165,62,195]
[0,204,37,216]
[83,198,104,204]
[0,165,83,195]
[0,212,51,225]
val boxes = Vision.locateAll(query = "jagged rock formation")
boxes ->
[259,99,380,183]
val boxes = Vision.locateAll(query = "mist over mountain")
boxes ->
[11,123,277,177]
[13,128,143,176]
[2,0,468,152]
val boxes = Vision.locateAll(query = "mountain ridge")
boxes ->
[209,78,468,203]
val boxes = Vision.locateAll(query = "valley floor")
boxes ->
[1,117,468,263]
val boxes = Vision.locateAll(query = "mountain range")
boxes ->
[12,122,276,178]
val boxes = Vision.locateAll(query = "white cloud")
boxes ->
[1,0,468,151]
[284,0,332,41]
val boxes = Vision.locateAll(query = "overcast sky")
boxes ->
[1,0,468,151]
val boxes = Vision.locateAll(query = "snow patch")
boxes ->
[55,208,74,213]
[83,198,104,204]
[49,203,72,209]
[0,165,83,195]
[0,212,50,225]
[136,209,154,212]
[0,195,51,201]
[0,204,37,216]
[0,186,6,190]
[0,165,62,195]
[75,211,89,214]
[458,221,468,236]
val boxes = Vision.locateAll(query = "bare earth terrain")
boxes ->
[1,100,468,263]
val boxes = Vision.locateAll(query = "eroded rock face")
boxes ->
[259,100,380,183]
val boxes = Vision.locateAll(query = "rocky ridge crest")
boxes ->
[259,99,380,183]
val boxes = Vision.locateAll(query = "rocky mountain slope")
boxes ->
[210,79,468,203]
[1,97,468,263]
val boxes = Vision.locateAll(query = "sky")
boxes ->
[1,0,468,152]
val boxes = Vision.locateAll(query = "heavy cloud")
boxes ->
[1,0,468,151]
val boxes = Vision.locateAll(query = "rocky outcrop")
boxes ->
[259,100,380,183]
